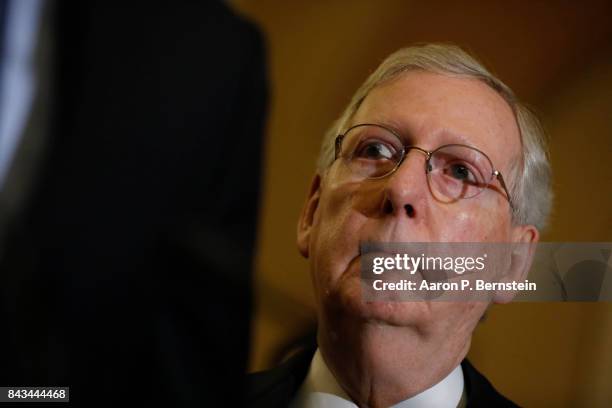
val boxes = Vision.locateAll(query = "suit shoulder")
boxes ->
[246,347,315,408]
[462,359,520,407]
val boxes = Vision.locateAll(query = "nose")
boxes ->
[381,148,430,219]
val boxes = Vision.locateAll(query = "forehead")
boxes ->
[351,71,521,172]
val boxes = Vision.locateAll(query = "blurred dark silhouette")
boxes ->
[0,1,267,406]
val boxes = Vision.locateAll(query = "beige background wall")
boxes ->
[231,1,612,406]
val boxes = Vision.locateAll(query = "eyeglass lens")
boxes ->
[339,125,496,203]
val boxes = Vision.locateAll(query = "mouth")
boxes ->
[358,241,462,281]
[358,244,426,276]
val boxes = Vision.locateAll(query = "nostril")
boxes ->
[404,204,415,218]
[383,199,393,215]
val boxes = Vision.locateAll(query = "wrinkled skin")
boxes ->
[297,71,538,407]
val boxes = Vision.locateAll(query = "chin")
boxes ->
[325,274,432,328]
[318,254,431,328]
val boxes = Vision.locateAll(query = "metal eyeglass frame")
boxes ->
[333,123,514,210]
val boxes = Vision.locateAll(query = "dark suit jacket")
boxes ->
[0,1,267,406]
[247,345,519,407]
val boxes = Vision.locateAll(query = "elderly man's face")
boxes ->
[297,71,537,395]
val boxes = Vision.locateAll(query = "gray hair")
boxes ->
[317,43,552,230]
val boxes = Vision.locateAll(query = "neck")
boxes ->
[318,318,470,407]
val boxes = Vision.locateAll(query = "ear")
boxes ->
[493,224,539,304]
[297,174,322,258]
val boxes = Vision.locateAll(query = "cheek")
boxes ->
[310,181,369,286]
[435,202,511,242]
[314,175,383,248]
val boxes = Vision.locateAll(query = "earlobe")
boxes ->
[493,224,540,304]
[297,175,322,258]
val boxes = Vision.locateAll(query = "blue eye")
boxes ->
[441,162,479,185]
[356,141,395,160]
[449,164,471,180]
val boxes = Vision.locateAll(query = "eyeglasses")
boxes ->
[334,123,513,209]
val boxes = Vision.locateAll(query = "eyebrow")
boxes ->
[433,128,475,147]
[365,119,478,149]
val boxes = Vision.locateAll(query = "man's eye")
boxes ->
[356,142,395,160]
[447,163,475,182]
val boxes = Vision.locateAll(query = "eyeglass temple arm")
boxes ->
[334,135,344,159]
[493,170,514,210]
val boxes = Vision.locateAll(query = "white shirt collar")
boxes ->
[291,349,465,408]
